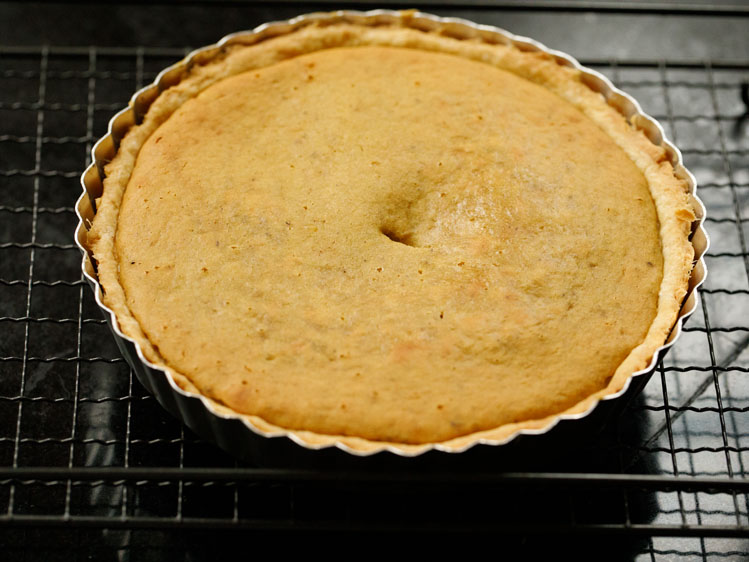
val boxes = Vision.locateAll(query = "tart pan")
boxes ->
[74,9,708,463]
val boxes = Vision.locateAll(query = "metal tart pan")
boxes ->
[74,9,708,464]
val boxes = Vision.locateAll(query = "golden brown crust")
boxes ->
[88,19,695,449]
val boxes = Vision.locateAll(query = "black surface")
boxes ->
[1,1,749,60]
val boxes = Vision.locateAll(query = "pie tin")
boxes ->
[74,9,708,464]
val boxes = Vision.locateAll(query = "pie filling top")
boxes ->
[90,23,695,448]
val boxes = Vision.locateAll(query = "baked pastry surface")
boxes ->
[89,22,695,446]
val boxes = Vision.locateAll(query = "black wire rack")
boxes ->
[1,25,749,561]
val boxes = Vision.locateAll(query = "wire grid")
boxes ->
[0,45,748,559]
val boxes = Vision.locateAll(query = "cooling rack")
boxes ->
[1,6,749,561]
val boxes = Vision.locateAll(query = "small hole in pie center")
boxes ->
[380,226,415,247]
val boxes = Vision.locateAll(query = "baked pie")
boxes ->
[87,13,696,450]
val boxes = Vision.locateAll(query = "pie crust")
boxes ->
[88,16,696,450]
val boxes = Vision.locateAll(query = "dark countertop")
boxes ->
[1,1,748,61]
